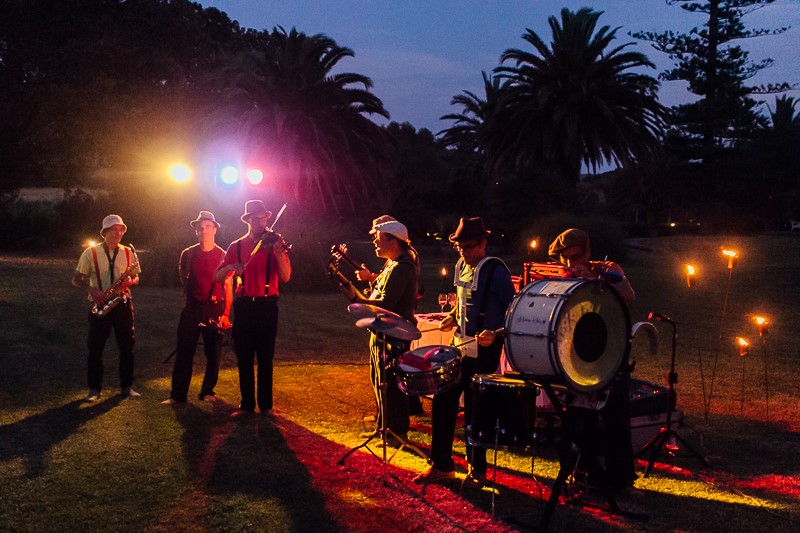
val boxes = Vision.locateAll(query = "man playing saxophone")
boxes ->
[72,214,141,401]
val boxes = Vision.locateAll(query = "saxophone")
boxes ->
[91,257,140,317]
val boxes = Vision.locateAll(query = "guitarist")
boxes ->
[339,215,419,443]
[72,214,141,402]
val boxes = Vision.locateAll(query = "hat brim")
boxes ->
[100,224,127,236]
[241,211,272,223]
[190,219,220,229]
[448,230,490,243]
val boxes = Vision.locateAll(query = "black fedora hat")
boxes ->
[449,217,490,243]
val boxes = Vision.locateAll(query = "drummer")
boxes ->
[414,217,515,484]
[340,215,420,443]
[548,228,637,493]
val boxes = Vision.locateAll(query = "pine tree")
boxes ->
[631,0,793,162]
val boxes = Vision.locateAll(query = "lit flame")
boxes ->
[530,239,538,250]
[737,337,749,347]
[440,267,447,278]
[722,249,737,258]
[754,316,767,326]
[686,265,696,276]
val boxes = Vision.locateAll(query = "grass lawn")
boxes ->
[1,234,799,532]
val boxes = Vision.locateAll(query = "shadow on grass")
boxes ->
[0,397,124,477]
[163,401,340,532]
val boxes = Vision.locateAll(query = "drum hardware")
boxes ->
[539,406,649,530]
[636,313,708,476]
[464,374,543,518]
[338,304,430,474]
[395,345,462,396]
[349,303,422,342]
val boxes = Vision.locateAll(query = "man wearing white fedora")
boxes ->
[72,214,141,401]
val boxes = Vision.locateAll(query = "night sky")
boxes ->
[200,0,800,132]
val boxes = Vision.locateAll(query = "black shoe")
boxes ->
[413,466,455,484]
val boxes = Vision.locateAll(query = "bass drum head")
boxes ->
[504,279,630,393]
[554,280,629,391]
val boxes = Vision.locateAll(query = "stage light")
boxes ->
[530,238,538,250]
[722,249,738,269]
[168,163,191,183]
[246,168,264,186]
[686,264,696,287]
[736,336,749,357]
[754,316,769,336]
[219,165,240,186]
[87,240,96,248]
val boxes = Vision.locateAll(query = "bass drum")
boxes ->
[504,279,630,393]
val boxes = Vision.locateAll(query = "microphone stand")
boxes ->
[637,313,708,476]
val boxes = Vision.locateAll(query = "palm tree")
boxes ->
[490,7,666,203]
[439,71,507,154]
[210,27,392,217]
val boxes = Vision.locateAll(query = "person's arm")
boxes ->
[178,249,189,291]
[215,245,242,283]
[274,247,291,283]
[604,261,635,304]
[218,273,234,329]
[72,271,107,305]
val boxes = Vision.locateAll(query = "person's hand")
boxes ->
[89,286,108,305]
[439,315,456,331]
[340,282,356,301]
[569,263,593,278]
[217,315,232,330]
[228,263,245,277]
[355,267,374,282]
[476,329,496,347]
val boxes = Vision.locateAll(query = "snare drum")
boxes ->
[504,278,630,393]
[394,345,462,396]
[468,374,538,450]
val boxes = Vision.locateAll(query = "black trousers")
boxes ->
[86,300,135,391]
[232,298,278,412]
[169,301,224,401]
[429,341,502,472]
[369,334,410,435]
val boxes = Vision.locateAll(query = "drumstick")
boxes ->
[418,326,443,333]
[453,337,477,348]
[452,328,503,348]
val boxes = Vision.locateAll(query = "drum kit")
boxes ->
[339,278,639,526]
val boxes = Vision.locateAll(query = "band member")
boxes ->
[71,214,141,401]
[415,217,515,483]
[215,200,291,418]
[340,215,419,442]
[548,227,637,492]
[162,211,233,405]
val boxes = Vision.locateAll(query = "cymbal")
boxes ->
[348,303,421,340]
[347,303,404,322]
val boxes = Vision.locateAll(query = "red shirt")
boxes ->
[180,244,225,302]
[220,235,281,297]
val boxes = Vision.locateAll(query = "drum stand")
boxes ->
[531,382,648,530]
[338,332,430,476]
[637,314,708,476]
